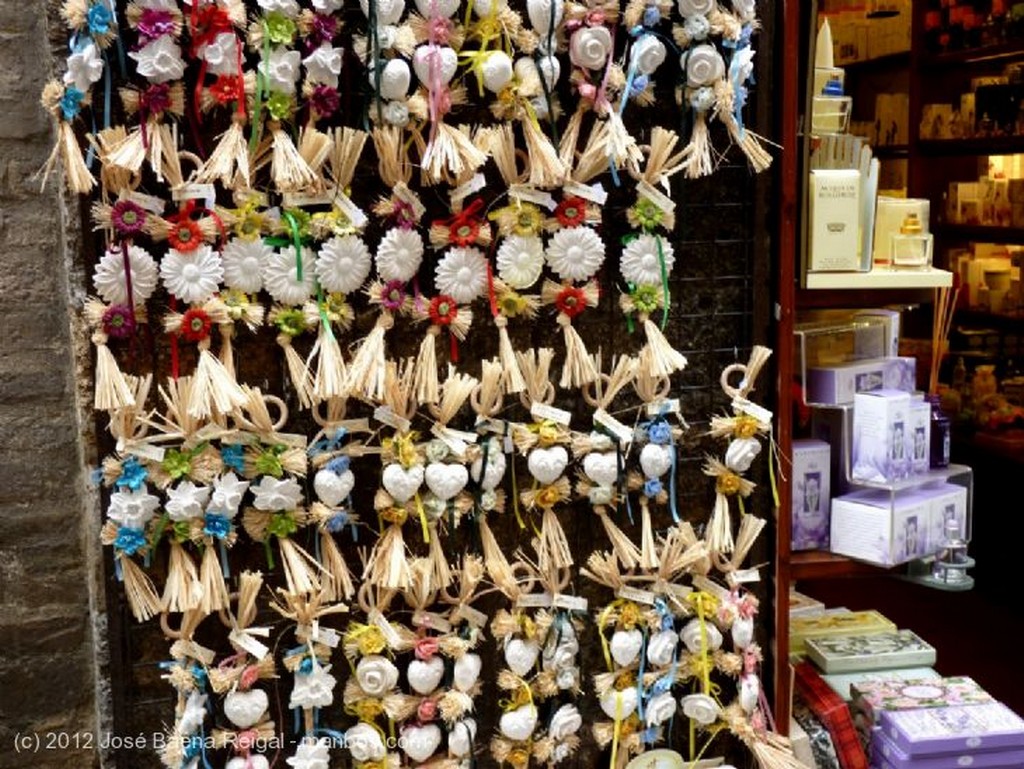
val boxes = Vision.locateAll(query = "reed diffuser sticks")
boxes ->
[930,285,961,396]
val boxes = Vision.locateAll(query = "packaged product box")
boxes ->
[794,661,870,769]
[811,404,853,497]
[806,357,916,405]
[790,610,896,658]
[909,397,932,475]
[854,309,901,358]
[925,483,968,554]
[851,390,913,483]
[792,439,831,551]
[880,702,1024,757]
[809,170,863,272]
[823,667,941,702]
[852,677,993,736]
[790,588,827,617]
[830,489,931,566]
[873,730,1024,769]
[805,629,936,674]
[789,717,816,769]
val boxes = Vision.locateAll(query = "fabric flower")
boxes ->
[221,238,271,293]
[111,200,147,237]
[130,36,186,83]
[684,14,711,41]
[686,44,726,87]
[93,245,159,305]
[680,693,721,725]
[167,219,203,253]
[108,488,161,529]
[315,235,371,294]
[309,85,340,117]
[546,227,605,282]
[630,35,667,76]
[554,196,588,228]
[677,0,714,16]
[210,471,250,514]
[689,85,716,112]
[87,3,113,34]
[136,8,175,44]
[251,475,303,511]
[102,305,136,339]
[114,526,148,555]
[645,691,676,726]
[312,0,344,11]
[257,0,301,16]
[265,12,297,45]
[290,663,337,709]
[200,32,239,76]
[621,235,675,286]
[60,87,84,120]
[376,227,424,283]
[161,244,224,304]
[262,246,316,305]
[434,247,488,304]
[165,480,211,522]
[569,26,613,70]
[116,457,149,490]
[180,307,212,342]
[346,723,386,763]
[548,704,582,741]
[496,235,544,289]
[64,42,104,94]
[179,691,208,736]
[303,44,343,87]
[286,737,331,769]
[356,655,400,696]
[261,47,302,94]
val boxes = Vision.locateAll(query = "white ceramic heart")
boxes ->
[640,443,672,479]
[679,618,723,654]
[414,0,459,17]
[382,463,424,503]
[732,616,754,650]
[504,637,540,676]
[526,0,563,33]
[469,446,506,490]
[473,0,507,17]
[499,704,538,741]
[227,756,270,769]
[739,673,760,714]
[646,629,678,668]
[527,445,568,485]
[583,452,618,487]
[413,45,458,86]
[482,50,514,93]
[448,718,477,757]
[403,723,442,763]
[313,467,355,507]
[535,54,561,89]
[425,462,469,501]
[600,688,638,720]
[223,689,269,729]
[407,656,445,694]
[453,653,482,691]
[359,0,406,25]
[610,628,644,667]
[374,58,412,100]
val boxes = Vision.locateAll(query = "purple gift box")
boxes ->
[880,703,1024,757]
[792,439,831,551]
[806,357,917,405]
[872,727,1024,769]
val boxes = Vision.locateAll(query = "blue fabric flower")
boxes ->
[189,663,207,689]
[114,526,148,555]
[325,511,349,533]
[87,3,112,35]
[60,87,85,120]
[647,420,672,445]
[299,656,314,674]
[183,735,204,761]
[203,513,232,540]
[642,6,661,26]
[629,74,650,98]
[644,478,663,497]
[115,456,149,491]
[325,455,350,474]
[221,443,245,474]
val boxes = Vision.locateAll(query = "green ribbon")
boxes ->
[249,20,271,153]
[654,234,670,330]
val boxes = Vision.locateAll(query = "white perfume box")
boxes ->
[830,489,931,566]
[924,483,968,552]
[792,439,831,551]
[809,169,863,272]
[852,389,913,483]
[908,397,931,476]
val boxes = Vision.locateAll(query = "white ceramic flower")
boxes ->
[258,0,301,16]
[358,0,406,26]
[316,235,372,294]
[286,737,331,769]
[646,629,678,667]
[376,227,423,282]
[304,44,344,87]
[516,54,560,91]
[725,436,761,473]
[686,44,726,87]
[621,234,676,286]
[165,480,212,522]
[569,26,612,70]
[555,666,580,691]
[107,488,161,529]
[179,691,208,736]
[732,0,757,21]
[435,247,488,304]
[201,32,239,76]
[382,99,410,127]
[312,0,344,11]
[221,238,271,293]
[680,693,721,725]
[684,14,711,41]
[289,663,337,710]
[677,0,714,16]
[630,34,667,76]
[64,42,104,94]
[496,235,544,289]
[262,246,316,305]
[548,703,582,741]
[356,655,400,696]
[93,245,159,305]
[210,472,250,514]
[347,723,386,763]
[262,47,302,94]
[251,475,303,511]
[546,226,605,282]
[371,58,412,101]
[679,617,723,653]
[645,691,677,726]
[129,36,186,83]
[526,0,564,35]
[161,245,224,304]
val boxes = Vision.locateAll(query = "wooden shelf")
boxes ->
[934,225,1024,245]
[917,136,1024,157]
[921,40,1024,67]
[842,50,911,73]
[791,551,893,580]
[873,144,910,159]
[804,268,953,290]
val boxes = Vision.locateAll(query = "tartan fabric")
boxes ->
[796,661,870,769]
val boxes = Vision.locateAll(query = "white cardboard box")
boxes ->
[909,397,931,476]
[809,169,863,272]
[830,488,932,566]
[852,389,913,483]
[925,483,969,552]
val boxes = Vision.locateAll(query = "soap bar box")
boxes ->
[792,439,831,551]
[880,702,1024,757]
[806,357,916,405]
[852,677,993,732]
[873,731,1024,769]
[927,483,969,548]
[824,667,941,702]
[830,488,932,566]
[909,396,932,475]
[809,169,864,272]
[805,629,936,674]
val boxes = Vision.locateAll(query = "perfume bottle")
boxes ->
[924,394,951,468]
[889,213,934,269]
[931,517,969,584]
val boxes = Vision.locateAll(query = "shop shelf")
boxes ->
[917,136,1024,157]
[842,51,911,72]
[921,40,1024,67]
[804,268,953,290]
[791,551,892,579]
[933,225,1024,245]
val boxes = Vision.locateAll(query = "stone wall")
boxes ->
[0,2,105,767]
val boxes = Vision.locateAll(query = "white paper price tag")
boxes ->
[637,180,676,214]
[552,594,588,612]
[369,610,403,649]
[516,592,553,608]
[562,180,608,206]
[297,624,341,648]
[282,188,336,208]
[593,408,634,445]
[727,568,761,587]
[732,398,773,425]
[509,184,557,211]
[172,183,216,208]
[450,173,486,208]
[452,604,488,628]
[374,406,411,433]
[616,585,657,605]
[124,442,166,462]
[413,610,453,633]
[692,575,730,602]
[646,398,681,417]
[126,191,165,214]
[531,402,572,426]
[229,628,271,660]
[334,192,369,229]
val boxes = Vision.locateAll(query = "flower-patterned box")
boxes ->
[872,726,1024,769]
[824,667,940,702]
[880,703,1024,757]
[852,677,993,732]
[805,629,936,674]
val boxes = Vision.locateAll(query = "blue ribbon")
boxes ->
[636,628,648,724]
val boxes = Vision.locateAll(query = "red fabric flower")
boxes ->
[111,200,147,237]
[181,307,212,342]
[102,304,136,339]
[417,698,438,723]
[555,285,588,318]
[555,196,587,228]
[168,219,203,252]
[428,295,458,327]
[209,75,241,105]
[449,219,481,247]
[414,635,441,660]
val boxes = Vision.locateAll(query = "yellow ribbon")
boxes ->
[415,493,429,543]
[688,722,727,767]
[498,677,535,712]
[769,433,781,508]
[686,592,719,695]
[345,698,386,722]
[610,690,623,769]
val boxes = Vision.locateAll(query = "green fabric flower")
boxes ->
[632,198,664,232]
[265,12,296,45]
[284,207,312,239]
[266,90,293,121]
[631,284,663,314]
[425,439,450,463]
[172,520,193,543]
[267,511,298,538]
[275,308,307,337]
[162,449,192,480]
[254,446,285,478]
